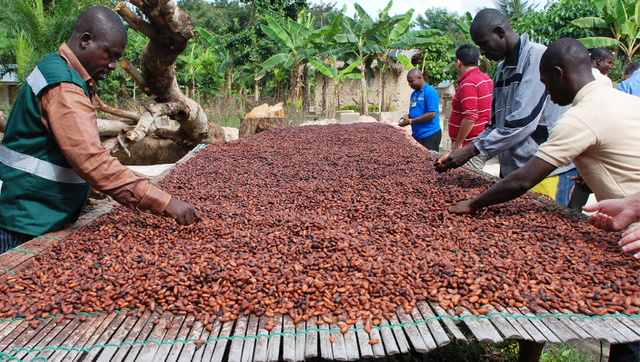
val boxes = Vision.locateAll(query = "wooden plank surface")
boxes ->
[134,312,173,361]
[241,314,260,362]
[378,317,399,355]
[0,320,29,352]
[562,309,612,343]
[176,316,205,362]
[2,317,53,359]
[318,318,333,360]
[416,301,450,347]
[457,308,503,343]
[342,321,360,361]
[495,306,532,341]
[200,319,223,362]
[22,318,72,361]
[604,316,640,343]
[530,307,579,342]
[329,321,348,361]
[229,314,249,362]
[266,315,283,362]
[484,305,522,339]
[94,312,142,362]
[503,307,547,343]
[281,315,295,362]
[252,316,269,362]
[432,304,468,344]
[616,316,640,341]
[79,311,128,361]
[389,314,410,354]
[396,308,430,352]
[294,318,306,362]
[549,309,592,340]
[108,311,155,362]
[191,319,214,362]
[212,319,235,362]
[515,307,560,343]
[49,314,102,362]
[592,317,629,344]
[10,318,57,360]
[354,318,376,359]
[304,316,318,360]
[154,314,185,361]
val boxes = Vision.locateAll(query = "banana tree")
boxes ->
[177,40,205,98]
[572,0,640,64]
[308,58,363,119]
[309,11,344,117]
[197,27,236,92]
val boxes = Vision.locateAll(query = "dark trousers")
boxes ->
[0,227,33,254]
[609,342,640,362]
[415,129,442,152]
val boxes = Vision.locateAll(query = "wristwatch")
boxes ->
[409,119,413,124]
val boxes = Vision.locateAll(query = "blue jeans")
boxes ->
[554,168,578,207]
[0,227,33,254]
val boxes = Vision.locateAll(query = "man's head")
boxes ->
[540,38,593,106]
[590,47,613,75]
[624,62,640,79]
[407,68,425,91]
[68,7,127,82]
[455,44,479,75]
[469,9,518,62]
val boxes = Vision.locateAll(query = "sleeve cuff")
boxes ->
[135,183,172,216]
[472,138,492,160]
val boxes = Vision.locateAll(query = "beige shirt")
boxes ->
[536,81,640,201]
[592,68,613,88]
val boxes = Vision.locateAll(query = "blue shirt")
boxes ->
[617,71,640,97]
[409,84,440,139]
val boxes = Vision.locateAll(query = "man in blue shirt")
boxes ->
[617,62,640,96]
[399,68,441,151]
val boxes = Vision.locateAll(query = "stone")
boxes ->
[339,112,361,124]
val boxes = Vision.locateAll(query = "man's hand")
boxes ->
[620,224,640,259]
[449,200,477,214]
[434,145,477,172]
[163,198,201,225]
[399,114,410,127]
[583,199,638,232]
[571,175,591,193]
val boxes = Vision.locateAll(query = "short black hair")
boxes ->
[72,6,127,44]
[541,38,591,76]
[624,62,640,77]
[590,47,613,62]
[470,9,512,37]
[456,44,479,67]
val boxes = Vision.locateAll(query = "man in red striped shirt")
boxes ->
[448,44,493,169]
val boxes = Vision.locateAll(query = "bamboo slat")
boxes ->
[416,301,450,346]
[241,314,260,362]
[432,305,468,344]
[229,314,249,362]
[303,316,318,360]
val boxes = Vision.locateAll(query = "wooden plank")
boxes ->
[493,306,532,341]
[166,314,195,362]
[0,320,14,338]
[0,320,26,350]
[176,316,205,362]
[484,305,522,339]
[266,314,283,362]
[318,318,333,360]
[303,316,318,360]
[229,314,249,362]
[95,312,145,362]
[241,314,259,362]
[0,320,29,352]
[281,315,295,362]
[396,308,430,352]
[529,307,579,343]
[10,318,57,360]
[457,308,503,343]
[212,319,235,362]
[616,316,640,340]
[415,302,450,347]
[49,314,101,362]
[515,307,560,343]
[604,316,640,342]
[342,320,360,361]
[561,309,613,343]
[2,317,53,358]
[134,312,173,361]
[252,316,269,362]
[32,315,86,361]
[432,304,468,344]
[329,322,348,361]
[108,311,155,362]
[200,319,222,362]
[378,317,399,355]
[549,309,592,340]
[389,314,410,353]
[354,318,375,359]
[77,310,127,362]
[503,307,547,343]
[294,318,305,362]
[154,314,185,361]
[191,319,213,362]
[22,318,72,361]
[592,316,629,343]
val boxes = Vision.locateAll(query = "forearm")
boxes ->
[454,118,475,144]
[625,193,640,218]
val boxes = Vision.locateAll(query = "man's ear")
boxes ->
[493,26,506,39]
[553,66,563,79]
[79,32,93,49]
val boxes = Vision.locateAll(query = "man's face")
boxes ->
[407,74,424,91]
[471,28,507,62]
[79,34,126,82]
[540,67,572,107]
[596,56,613,75]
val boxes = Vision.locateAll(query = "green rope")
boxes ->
[0,268,15,275]
[5,248,38,255]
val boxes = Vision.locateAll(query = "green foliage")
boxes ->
[495,0,537,21]
[338,104,361,112]
[513,0,606,45]
[421,35,455,86]
[540,343,599,362]
[415,7,467,43]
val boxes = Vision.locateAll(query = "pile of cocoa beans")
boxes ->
[1,123,639,331]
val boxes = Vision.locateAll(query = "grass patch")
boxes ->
[541,343,600,362]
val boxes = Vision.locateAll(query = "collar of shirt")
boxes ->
[572,80,603,107]
[58,43,98,98]
[456,67,482,84]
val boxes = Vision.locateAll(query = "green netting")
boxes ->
[0,308,637,362]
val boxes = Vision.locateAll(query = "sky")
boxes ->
[319,0,494,19]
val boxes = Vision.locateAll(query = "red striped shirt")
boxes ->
[448,68,493,146]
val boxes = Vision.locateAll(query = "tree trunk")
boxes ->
[239,103,286,138]
[322,74,328,117]
[361,66,367,115]
[112,1,224,165]
[302,64,309,113]
[277,79,283,101]
[333,83,339,119]
[381,70,387,112]
[240,70,245,111]
[254,68,259,104]
[225,68,231,92]
[290,65,297,114]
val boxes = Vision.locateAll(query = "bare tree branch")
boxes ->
[95,95,140,121]
[120,59,148,94]
[97,118,135,136]
[115,2,158,41]
[127,102,185,143]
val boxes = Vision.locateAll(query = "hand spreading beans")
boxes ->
[1,123,639,331]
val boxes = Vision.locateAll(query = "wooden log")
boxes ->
[342,320,360,360]
[108,311,155,362]
[229,314,249,362]
[378,317,399,355]
[396,308,431,352]
[282,315,295,362]
[329,322,348,361]
[176,316,205,362]
[304,316,319,359]
[267,314,283,362]
[135,312,173,360]
[318,318,333,360]
[242,314,260,362]
[457,308,503,343]
[484,305,522,339]
[389,314,410,353]
[515,307,560,343]
[416,301,450,347]
[432,304,468,344]
[355,318,376,358]
[154,314,185,360]
[562,309,613,343]
[294,317,306,362]
[530,307,579,342]
[239,103,286,138]
[253,316,269,362]
[549,309,593,340]
[212,319,235,362]
[200,319,223,362]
